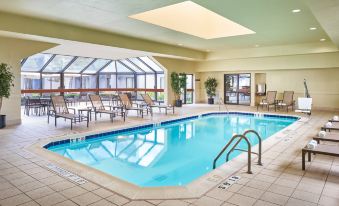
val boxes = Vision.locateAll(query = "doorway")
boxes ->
[180,74,194,104]
[224,73,251,105]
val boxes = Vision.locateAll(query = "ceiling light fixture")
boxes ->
[292,9,301,13]
[254,44,260,47]
[309,27,317,30]
[178,43,183,46]
[320,38,326,42]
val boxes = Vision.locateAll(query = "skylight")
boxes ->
[129,1,255,39]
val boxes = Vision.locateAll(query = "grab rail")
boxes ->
[212,134,253,174]
[218,97,229,112]
[225,130,263,165]
[212,129,263,174]
[243,130,263,165]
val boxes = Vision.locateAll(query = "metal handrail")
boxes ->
[218,97,229,112]
[225,130,263,165]
[213,134,253,174]
[243,130,263,165]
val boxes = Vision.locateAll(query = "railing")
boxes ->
[212,129,263,174]
[21,88,164,94]
[218,97,229,112]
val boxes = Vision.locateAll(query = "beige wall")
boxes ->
[197,68,339,110]
[0,36,56,125]
[154,57,197,105]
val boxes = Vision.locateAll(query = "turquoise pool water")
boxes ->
[47,113,297,187]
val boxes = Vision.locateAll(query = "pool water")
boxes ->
[48,113,296,187]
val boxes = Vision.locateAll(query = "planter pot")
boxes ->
[0,115,6,129]
[175,100,182,107]
[208,98,214,104]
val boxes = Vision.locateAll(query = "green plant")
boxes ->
[204,77,218,98]
[170,72,186,100]
[0,63,15,114]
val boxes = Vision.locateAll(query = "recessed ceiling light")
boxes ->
[178,43,183,46]
[254,44,260,47]
[320,38,326,41]
[292,9,301,13]
[309,27,317,30]
[129,1,255,39]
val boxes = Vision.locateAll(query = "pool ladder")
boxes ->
[212,130,263,174]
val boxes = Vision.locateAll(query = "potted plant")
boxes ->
[0,63,15,129]
[204,77,218,104]
[170,72,186,107]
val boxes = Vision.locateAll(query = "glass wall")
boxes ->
[21,54,165,101]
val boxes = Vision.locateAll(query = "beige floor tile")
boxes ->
[227,194,256,206]
[292,190,320,203]
[221,202,237,206]
[10,175,36,186]
[19,201,40,206]
[106,194,130,206]
[322,182,339,198]
[147,199,163,205]
[194,196,223,206]
[0,193,32,206]
[89,199,117,206]
[158,200,189,206]
[253,200,278,206]
[238,186,264,199]
[267,184,294,196]
[92,187,114,198]
[286,198,317,206]
[0,182,14,191]
[246,179,271,190]
[71,192,102,206]
[25,186,55,199]
[206,187,234,201]
[260,191,289,205]
[39,175,65,185]
[49,180,76,192]
[274,177,299,188]
[227,184,243,193]
[0,187,22,199]
[35,193,66,206]
[80,182,101,191]
[124,201,154,206]
[60,186,88,198]
[17,181,45,192]
[318,195,339,206]
[253,174,277,184]
[296,182,323,194]
[54,200,79,206]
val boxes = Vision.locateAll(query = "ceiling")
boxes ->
[0,0,331,52]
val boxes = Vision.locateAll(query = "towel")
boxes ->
[326,122,333,127]
[318,131,326,138]
[306,140,318,149]
[333,116,339,121]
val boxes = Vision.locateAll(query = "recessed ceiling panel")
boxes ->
[129,1,255,39]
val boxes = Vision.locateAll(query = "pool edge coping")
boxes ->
[26,111,305,200]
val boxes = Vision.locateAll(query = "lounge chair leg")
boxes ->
[302,150,306,170]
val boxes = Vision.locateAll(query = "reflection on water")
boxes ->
[49,114,295,187]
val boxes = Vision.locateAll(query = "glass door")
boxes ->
[224,74,251,105]
[180,74,194,104]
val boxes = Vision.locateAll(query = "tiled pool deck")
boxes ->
[0,104,339,206]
